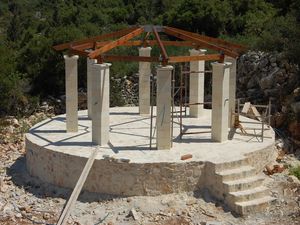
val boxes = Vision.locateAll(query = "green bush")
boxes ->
[290,165,300,180]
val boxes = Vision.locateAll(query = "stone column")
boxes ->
[156,65,173,150]
[91,63,111,146]
[139,47,152,115]
[64,55,79,132]
[87,58,97,119]
[189,49,207,118]
[211,62,231,142]
[225,56,237,128]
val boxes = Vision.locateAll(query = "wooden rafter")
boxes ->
[98,55,160,63]
[53,26,139,51]
[95,40,196,48]
[152,26,168,65]
[166,26,246,51]
[53,25,245,63]
[141,32,151,47]
[168,54,221,63]
[88,27,144,59]
[164,27,239,58]
[69,48,89,57]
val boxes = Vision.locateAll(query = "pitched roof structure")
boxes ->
[53,25,246,65]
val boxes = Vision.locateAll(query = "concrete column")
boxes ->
[139,47,152,115]
[225,56,237,128]
[189,49,207,118]
[211,62,231,142]
[91,63,111,146]
[87,58,97,119]
[64,55,79,132]
[156,65,173,150]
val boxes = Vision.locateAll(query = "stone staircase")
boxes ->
[213,158,275,215]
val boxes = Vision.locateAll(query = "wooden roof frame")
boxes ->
[53,25,246,65]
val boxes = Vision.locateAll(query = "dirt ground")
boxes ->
[0,114,299,225]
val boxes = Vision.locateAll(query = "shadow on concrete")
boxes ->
[7,155,124,203]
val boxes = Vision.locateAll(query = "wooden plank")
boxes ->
[99,55,160,62]
[168,54,220,63]
[89,27,144,59]
[250,105,262,121]
[53,26,138,51]
[164,27,239,58]
[57,147,98,225]
[152,26,168,64]
[166,26,247,51]
[241,102,251,114]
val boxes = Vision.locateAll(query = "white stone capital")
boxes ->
[139,46,152,51]
[189,49,207,56]
[156,65,173,71]
[63,55,79,60]
[139,47,152,57]
[92,63,112,68]
[211,61,232,69]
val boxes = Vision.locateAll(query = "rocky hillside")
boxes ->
[237,51,300,148]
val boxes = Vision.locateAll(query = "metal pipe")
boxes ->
[181,70,212,74]
[149,74,154,150]
[184,63,188,117]
[237,98,240,116]
[180,64,183,139]
[268,98,272,126]
[261,119,264,142]
[171,65,175,147]
[184,102,212,106]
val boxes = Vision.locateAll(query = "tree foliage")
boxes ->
[0,0,299,116]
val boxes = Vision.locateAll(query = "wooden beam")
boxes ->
[166,26,247,51]
[95,40,196,47]
[89,27,144,59]
[142,32,151,47]
[72,42,94,51]
[69,48,89,57]
[168,54,221,63]
[152,26,168,65]
[164,27,239,58]
[53,26,138,51]
[99,55,160,62]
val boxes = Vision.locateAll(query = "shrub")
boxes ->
[290,165,300,180]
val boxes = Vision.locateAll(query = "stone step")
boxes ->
[235,196,275,215]
[223,176,264,192]
[228,186,269,203]
[216,166,256,182]
[214,158,249,172]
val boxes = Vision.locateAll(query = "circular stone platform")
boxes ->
[26,107,275,196]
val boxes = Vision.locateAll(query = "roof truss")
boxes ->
[54,25,246,65]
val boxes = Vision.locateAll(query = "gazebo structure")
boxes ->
[53,25,245,149]
[25,26,275,218]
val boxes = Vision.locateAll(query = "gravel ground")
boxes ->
[0,114,299,225]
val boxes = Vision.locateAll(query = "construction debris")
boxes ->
[127,208,140,221]
[265,164,285,175]
[181,154,193,160]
